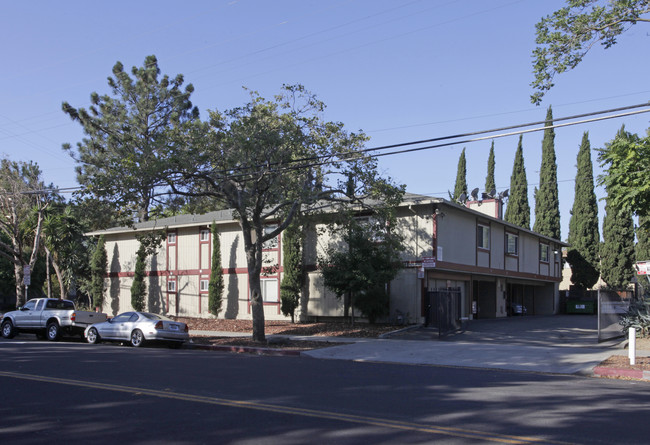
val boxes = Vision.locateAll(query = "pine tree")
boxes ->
[208,222,224,316]
[567,132,600,289]
[280,222,303,323]
[485,141,496,194]
[90,235,108,309]
[452,148,467,201]
[601,193,635,289]
[504,135,530,229]
[533,106,561,239]
[131,243,147,311]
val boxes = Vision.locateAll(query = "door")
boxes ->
[14,299,37,327]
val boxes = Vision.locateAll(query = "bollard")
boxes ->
[629,327,636,366]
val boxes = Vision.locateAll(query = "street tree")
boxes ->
[62,55,199,223]
[601,192,635,289]
[280,220,303,323]
[208,222,224,317]
[131,242,147,312]
[452,148,467,201]
[567,132,600,289]
[598,126,650,222]
[504,135,531,229]
[485,141,496,194]
[531,0,650,104]
[534,106,561,240]
[0,159,50,305]
[165,85,404,341]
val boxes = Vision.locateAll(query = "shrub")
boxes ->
[620,297,650,337]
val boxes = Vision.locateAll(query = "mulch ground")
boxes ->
[172,317,402,350]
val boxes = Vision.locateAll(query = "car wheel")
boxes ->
[1,320,16,339]
[46,322,61,341]
[86,328,101,344]
[130,329,145,347]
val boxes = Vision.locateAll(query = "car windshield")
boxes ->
[140,313,170,321]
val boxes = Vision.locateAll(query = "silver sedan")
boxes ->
[85,312,189,348]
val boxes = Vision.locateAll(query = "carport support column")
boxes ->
[629,328,636,365]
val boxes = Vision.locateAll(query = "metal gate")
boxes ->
[597,289,631,342]
[425,288,462,337]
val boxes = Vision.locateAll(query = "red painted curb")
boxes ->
[593,366,647,380]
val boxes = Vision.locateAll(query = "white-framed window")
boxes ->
[200,279,209,292]
[167,232,177,245]
[477,224,490,250]
[260,278,278,303]
[263,225,279,250]
[506,232,518,255]
[200,229,210,242]
[539,243,549,262]
[167,280,177,292]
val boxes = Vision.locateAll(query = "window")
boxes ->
[506,233,518,255]
[477,224,490,249]
[200,229,210,242]
[200,279,209,292]
[168,280,177,292]
[23,300,36,311]
[539,243,549,262]
[263,225,279,250]
[167,232,176,244]
[261,278,278,303]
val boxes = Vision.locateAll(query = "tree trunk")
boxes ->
[46,250,52,298]
[249,272,266,342]
[14,263,24,307]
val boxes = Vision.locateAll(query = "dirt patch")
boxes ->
[173,317,404,350]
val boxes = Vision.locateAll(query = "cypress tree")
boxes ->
[485,141,496,194]
[567,132,600,289]
[280,222,303,323]
[208,222,224,316]
[533,106,561,239]
[636,215,650,262]
[452,148,467,201]
[90,235,107,309]
[601,193,635,289]
[131,243,147,311]
[504,135,530,229]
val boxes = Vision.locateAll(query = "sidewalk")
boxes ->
[189,315,650,379]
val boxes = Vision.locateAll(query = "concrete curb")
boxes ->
[185,343,301,356]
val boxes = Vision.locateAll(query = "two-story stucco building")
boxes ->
[89,193,566,324]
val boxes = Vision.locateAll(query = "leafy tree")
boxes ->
[0,159,50,305]
[504,136,531,229]
[601,193,635,289]
[131,243,147,312]
[319,214,404,324]
[485,141,496,194]
[164,85,404,341]
[531,0,650,104]
[598,126,650,222]
[208,222,224,317]
[62,55,199,223]
[534,106,561,240]
[636,215,650,262]
[280,221,303,323]
[452,148,467,201]
[90,235,108,309]
[567,132,600,289]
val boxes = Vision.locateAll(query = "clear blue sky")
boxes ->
[2,0,649,241]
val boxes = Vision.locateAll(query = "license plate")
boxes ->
[169,324,179,331]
